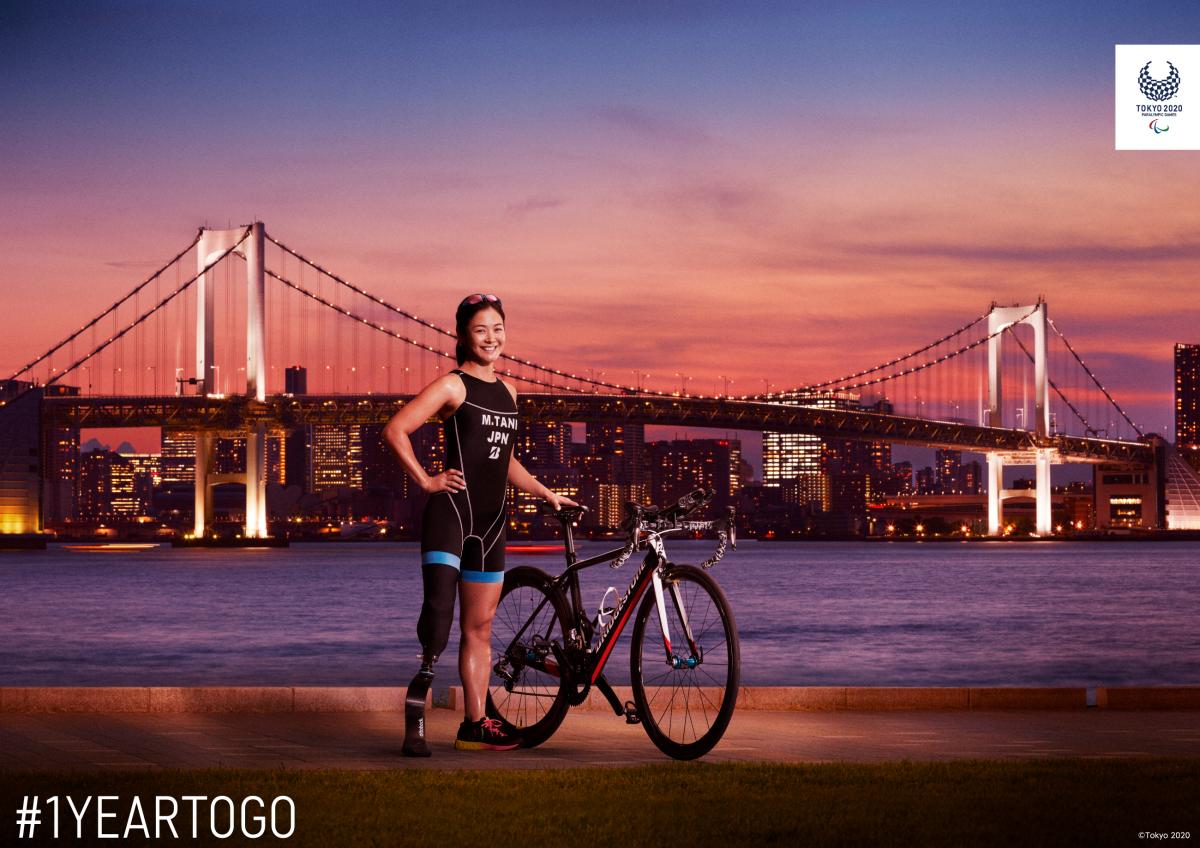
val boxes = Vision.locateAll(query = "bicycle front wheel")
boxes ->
[630,564,739,760]
[486,566,571,748]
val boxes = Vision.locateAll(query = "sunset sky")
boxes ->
[4,1,1199,462]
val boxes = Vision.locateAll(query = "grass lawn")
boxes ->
[2,759,1197,846]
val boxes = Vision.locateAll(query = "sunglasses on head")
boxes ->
[462,293,501,307]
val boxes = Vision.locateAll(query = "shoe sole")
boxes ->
[454,740,520,751]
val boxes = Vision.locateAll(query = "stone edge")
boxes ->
[3,687,1196,713]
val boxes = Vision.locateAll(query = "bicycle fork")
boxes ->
[652,566,702,670]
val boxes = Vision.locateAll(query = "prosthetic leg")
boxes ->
[402,562,459,757]
[402,656,435,757]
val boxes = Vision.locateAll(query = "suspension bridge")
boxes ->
[0,221,1168,540]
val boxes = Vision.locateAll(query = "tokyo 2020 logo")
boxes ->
[1138,61,1180,101]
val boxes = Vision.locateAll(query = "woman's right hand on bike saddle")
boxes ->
[424,468,466,494]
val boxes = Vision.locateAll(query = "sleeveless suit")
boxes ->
[419,369,519,582]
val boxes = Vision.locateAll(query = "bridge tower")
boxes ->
[192,223,269,539]
[985,300,1054,536]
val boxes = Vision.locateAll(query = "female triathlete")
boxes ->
[384,293,578,755]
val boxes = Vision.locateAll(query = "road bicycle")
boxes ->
[487,488,739,760]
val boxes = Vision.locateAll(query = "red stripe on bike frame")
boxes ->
[590,569,653,684]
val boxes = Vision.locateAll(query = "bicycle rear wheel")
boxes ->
[486,566,572,748]
[630,564,739,760]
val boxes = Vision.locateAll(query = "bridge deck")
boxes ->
[39,393,1151,464]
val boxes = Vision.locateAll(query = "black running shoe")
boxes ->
[454,717,520,751]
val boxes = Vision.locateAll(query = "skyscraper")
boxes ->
[647,438,741,513]
[584,422,646,528]
[160,431,195,484]
[42,425,78,527]
[517,420,572,468]
[1176,344,1200,466]
[310,425,364,491]
[763,392,858,509]
[936,449,963,494]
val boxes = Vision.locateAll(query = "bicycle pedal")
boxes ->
[623,700,640,725]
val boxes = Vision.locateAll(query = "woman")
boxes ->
[384,293,578,756]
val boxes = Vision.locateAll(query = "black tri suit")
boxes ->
[416,369,519,659]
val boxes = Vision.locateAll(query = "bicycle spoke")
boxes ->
[632,565,738,759]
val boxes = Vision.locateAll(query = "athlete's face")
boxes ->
[464,307,505,365]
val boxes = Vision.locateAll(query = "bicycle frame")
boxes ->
[502,516,700,714]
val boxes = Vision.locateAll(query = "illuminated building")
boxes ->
[510,466,581,536]
[508,420,576,535]
[310,425,364,492]
[1,382,47,533]
[42,425,79,527]
[78,450,155,518]
[581,422,646,529]
[597,481,648,530]
[215,437,245,474]
[821,439,871,519]
[1093,437,1166,529]
[764,392,870,512]
[1176,344,1200,471]
[647,438,741,513]
[915,466,937,495]
[961,460,982,495]
[763,431,823,506]
[588,423,644,488]
[517,420,572,468]
[936,449,962,494]
[160,431,195,484]
[266,434,285,485]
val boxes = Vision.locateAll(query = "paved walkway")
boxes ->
[2,709,1198,770]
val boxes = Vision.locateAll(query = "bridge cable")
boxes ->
[1047,318,1144,438]
[776,305,1039,399]
[265,234,712,399]
[32,228,251,396]
[255,261,603,395]
[5,229,203,383]
[1006,328,1100,437]
[749,310,990,399]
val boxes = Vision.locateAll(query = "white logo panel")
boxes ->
[1116,44,1200,150]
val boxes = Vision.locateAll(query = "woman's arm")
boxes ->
[508,454,579,509]
[382,375,467,494]
[500,379,579,508]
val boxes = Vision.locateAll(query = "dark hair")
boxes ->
[455,297,506,365]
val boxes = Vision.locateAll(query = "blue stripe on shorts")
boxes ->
[461,569,504,584]
[422,551,461,570]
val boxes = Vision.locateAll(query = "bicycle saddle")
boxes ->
[537,502,588,521]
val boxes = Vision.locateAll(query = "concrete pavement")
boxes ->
[2,708,1198,771]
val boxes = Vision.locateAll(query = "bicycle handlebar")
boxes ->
[535,488,736,570]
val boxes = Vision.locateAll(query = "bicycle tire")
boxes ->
[630,564,739,760]
[486,566,572,748]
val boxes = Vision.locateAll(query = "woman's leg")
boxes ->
[458,579,503,722]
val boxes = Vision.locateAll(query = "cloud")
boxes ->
[104,260,165,270]
[844,238,1200,266]
[596,105,710,146]
[506,195,565,217]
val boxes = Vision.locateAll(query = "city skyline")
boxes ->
[3,2,1200,443]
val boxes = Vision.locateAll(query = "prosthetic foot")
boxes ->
[402,659,436,757]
